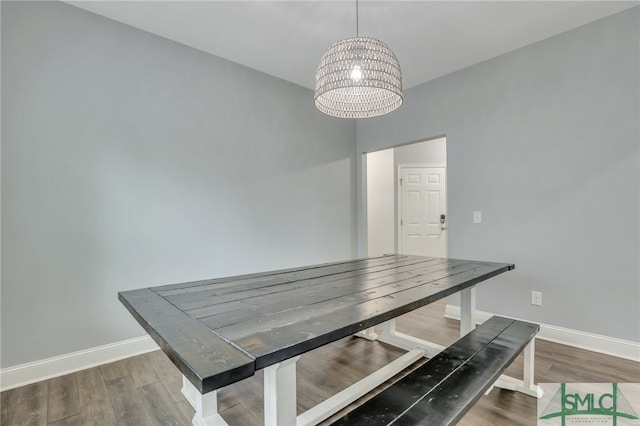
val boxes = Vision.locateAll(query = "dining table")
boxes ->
[119,254,539,425]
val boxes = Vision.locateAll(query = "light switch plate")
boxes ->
[473,211,482,223]
[531,291,542,306]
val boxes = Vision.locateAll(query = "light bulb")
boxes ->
[350,65,363,81]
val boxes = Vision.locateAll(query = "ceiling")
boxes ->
[65,1,638,90]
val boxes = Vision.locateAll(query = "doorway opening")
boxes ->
[365,136,447,258]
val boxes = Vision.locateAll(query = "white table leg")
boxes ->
[382,319,396,335]
[460,286,477,336]
[296,349,425,426]
[181,376,229,425]
[377,318,444,358]
[264,356,300,426]
[354,327,378,340]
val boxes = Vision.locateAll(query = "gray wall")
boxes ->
[394,137,447,166]
[357,8,639,341]
[366,149,395,257]
[1,1,356,368]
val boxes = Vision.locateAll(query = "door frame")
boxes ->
[397,163,448,257]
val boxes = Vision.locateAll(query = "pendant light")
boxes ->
[314,0,403,119]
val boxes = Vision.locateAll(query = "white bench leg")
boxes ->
[523,338,542,396]
[264,356,300,426]
[181,376,229,425]
[492,339,544,398]
[460,286,477,336]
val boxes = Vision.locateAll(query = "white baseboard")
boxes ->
[0,336,159,391]
[445,304,640,363]
[3,307,638,392]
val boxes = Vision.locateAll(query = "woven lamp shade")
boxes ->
[315,37,403,119]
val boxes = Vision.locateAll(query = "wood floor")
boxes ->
[2,300,639,425]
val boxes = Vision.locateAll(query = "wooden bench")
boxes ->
[331,316,539,426]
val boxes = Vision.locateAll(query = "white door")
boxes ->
[399,166,447,257]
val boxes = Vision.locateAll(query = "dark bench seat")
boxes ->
[331,316,539,426]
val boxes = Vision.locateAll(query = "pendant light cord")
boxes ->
[356,0,359,37]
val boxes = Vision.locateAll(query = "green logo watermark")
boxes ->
[538,383,640,425]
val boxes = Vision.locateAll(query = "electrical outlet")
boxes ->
[531,291,542,306]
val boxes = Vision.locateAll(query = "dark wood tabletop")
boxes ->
[119,255,514,394]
